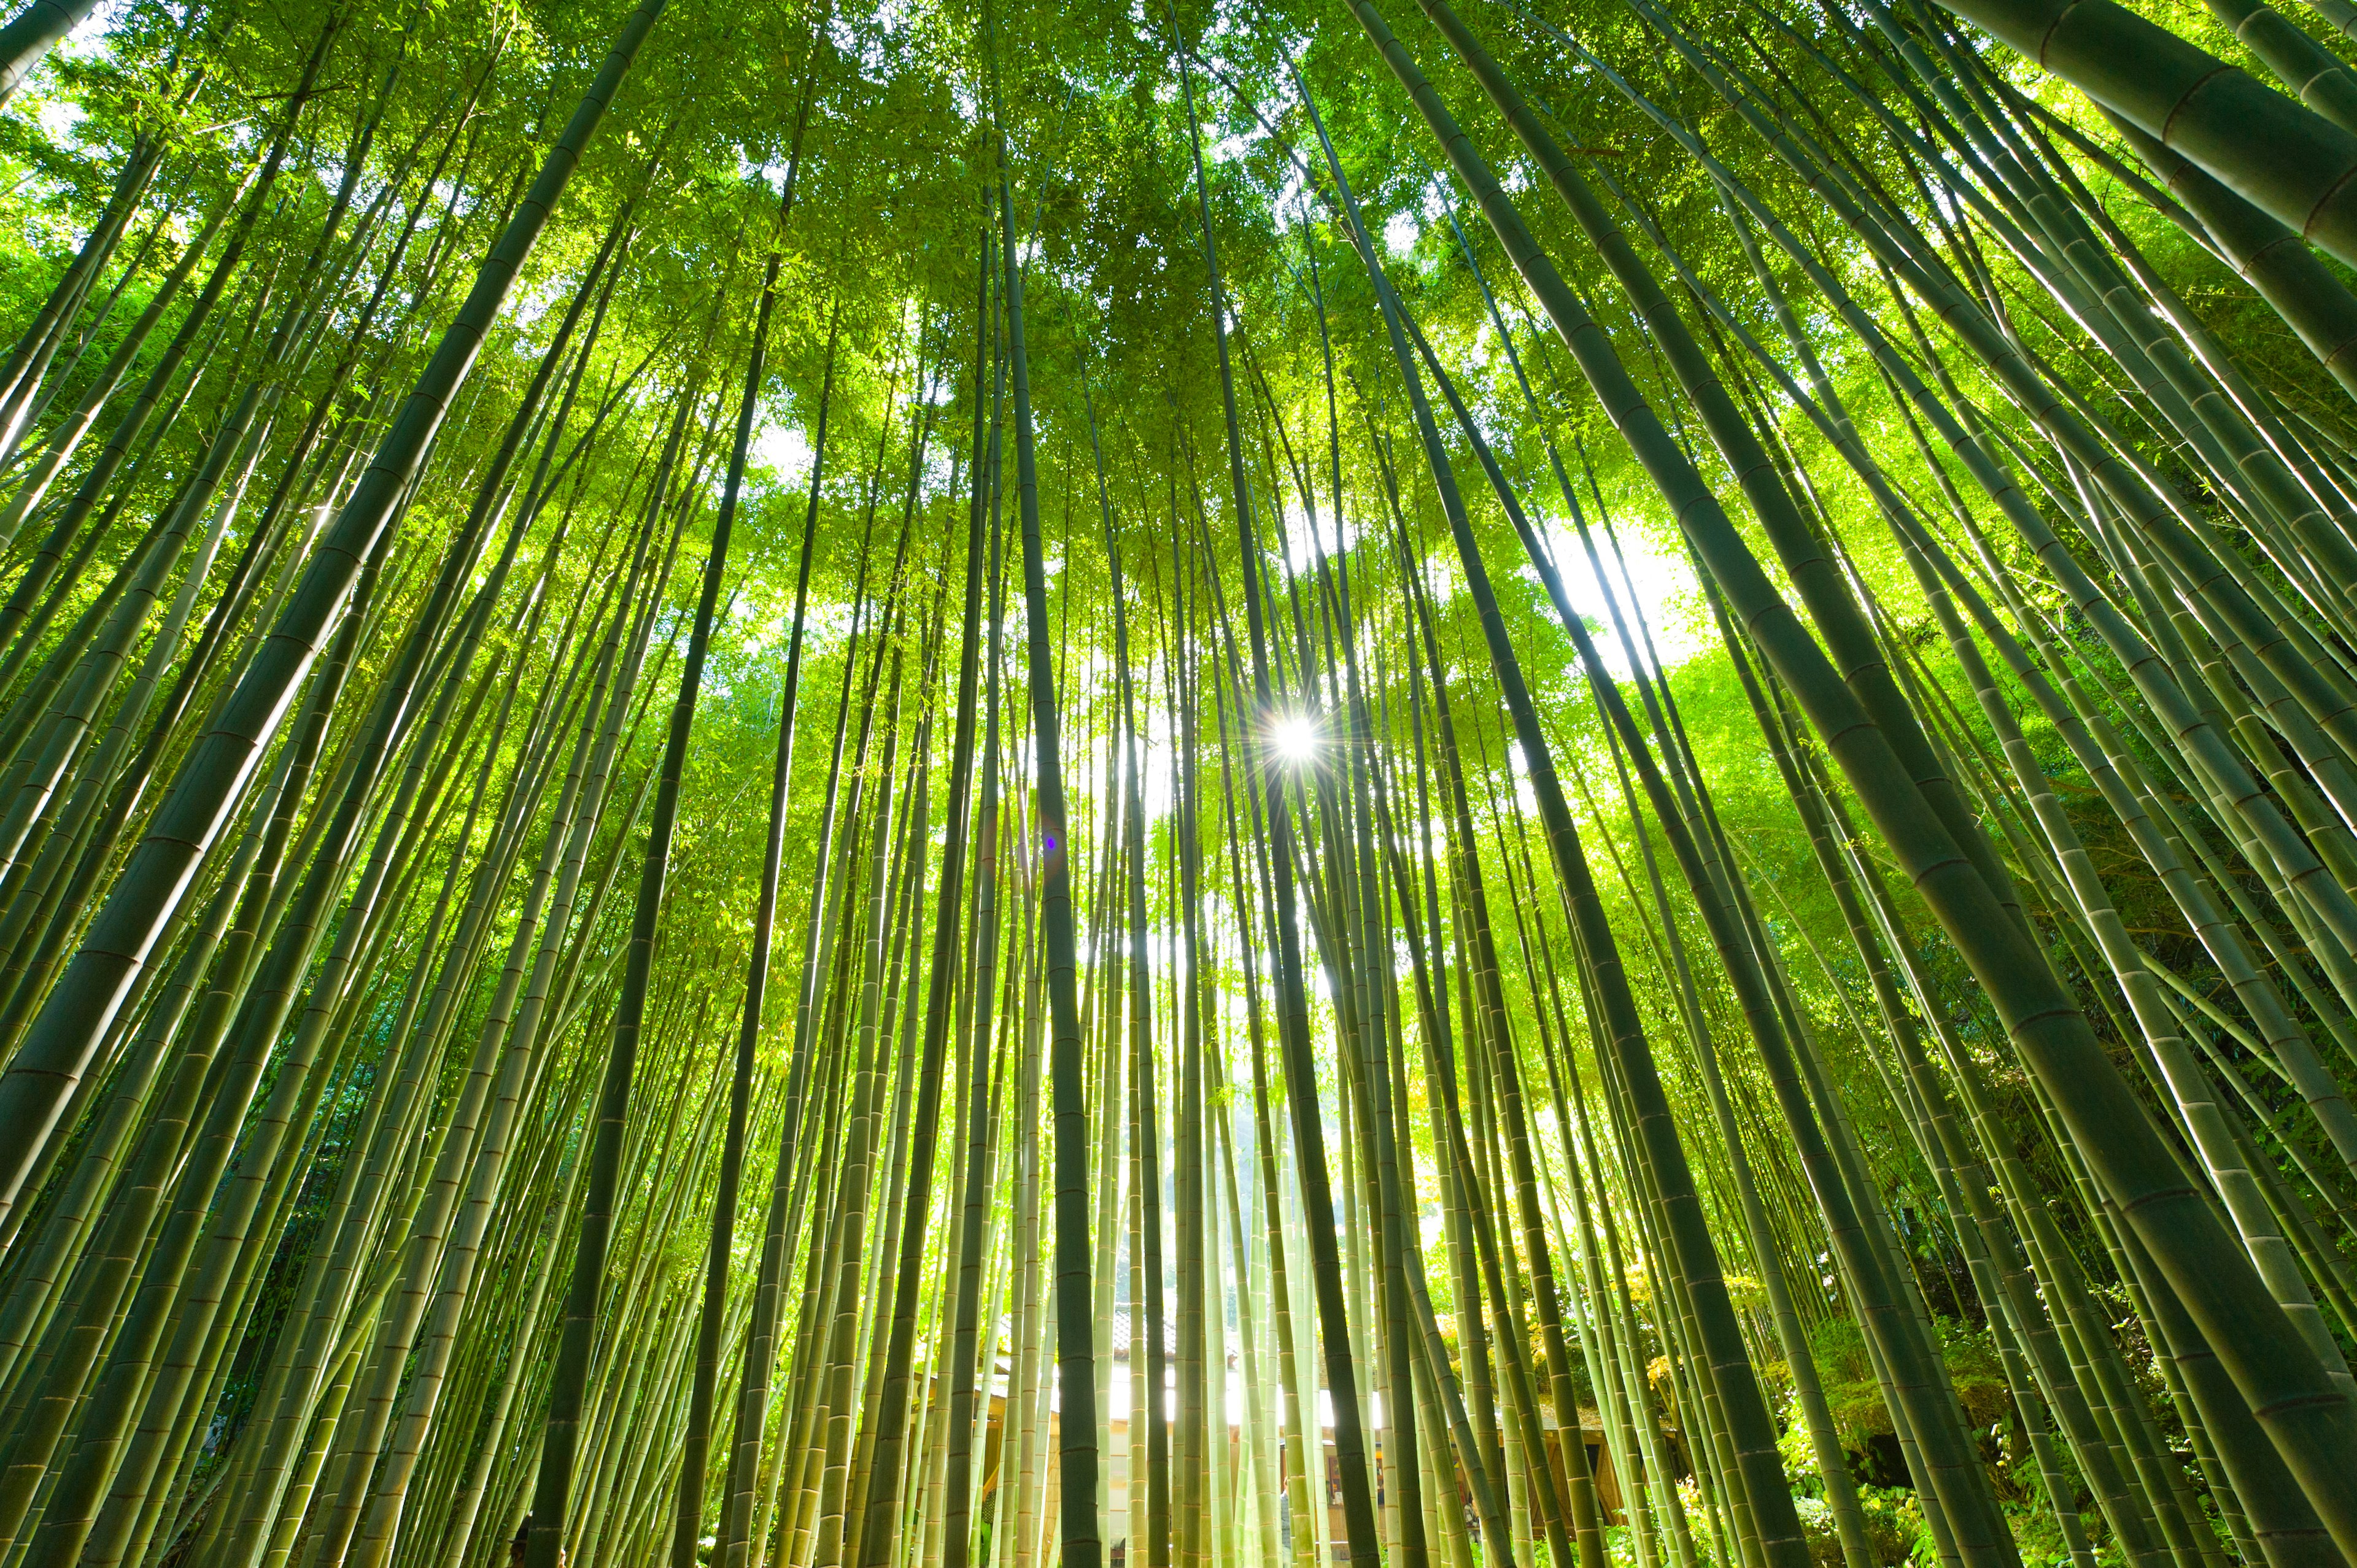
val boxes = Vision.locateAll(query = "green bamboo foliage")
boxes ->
[0,0,671,1225]
[2,0,2357,1562]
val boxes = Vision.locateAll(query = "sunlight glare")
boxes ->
[1271,713,1319,765]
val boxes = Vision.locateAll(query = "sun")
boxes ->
[1269,712,1320,765]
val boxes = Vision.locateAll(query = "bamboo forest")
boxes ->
[13,0,2357,1554]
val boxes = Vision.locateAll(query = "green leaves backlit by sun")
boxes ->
[0,0,2352,1563]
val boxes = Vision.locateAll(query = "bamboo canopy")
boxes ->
[0,0,2355,1562]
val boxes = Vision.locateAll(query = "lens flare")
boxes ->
[1270,713,1318,763]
